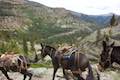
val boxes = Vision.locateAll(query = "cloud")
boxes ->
[29,0,120,15]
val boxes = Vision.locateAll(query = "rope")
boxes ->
[108,47,113,66]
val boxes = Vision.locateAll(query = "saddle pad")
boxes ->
[62,55,71,61]
[64,48,78,56]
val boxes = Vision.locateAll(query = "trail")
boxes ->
[0,66,120,80]
[0,68,66,80]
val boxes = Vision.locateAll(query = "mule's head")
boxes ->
[40,43,56,59]
[40,43,47,58]
[98,41,114,71]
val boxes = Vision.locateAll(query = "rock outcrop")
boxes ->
[0,0,26,31]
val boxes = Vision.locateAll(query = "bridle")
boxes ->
[42,45,54,57]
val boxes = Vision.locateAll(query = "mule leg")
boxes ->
[23,75,27,80]
[63,68,69,80]
[21,70,27,80]
[72,69,84,80]
[1,69,12,80]
[52,67,58,80]
[25,71,32,80]
[21,70,33,80]
[78,75,85,80]
[78,68,82,76]
[73,74,84,80]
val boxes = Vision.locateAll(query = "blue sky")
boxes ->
[29,0,120,15]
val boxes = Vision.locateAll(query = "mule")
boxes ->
[0,52,35,80]
[98,40,120,71]
[40,44,94,80]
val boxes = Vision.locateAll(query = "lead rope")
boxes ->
[108,47,113,67]
[95,64,100,80]
[74,52,77,68]
[77,53,80,68]
[77,53,81,75]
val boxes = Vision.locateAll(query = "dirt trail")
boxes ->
[0,67,120,80]
[0,68,66,80]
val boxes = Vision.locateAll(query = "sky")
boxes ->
[29,0,120,15]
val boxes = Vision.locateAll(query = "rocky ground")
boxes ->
[0,68,67,80]
[0,66,120,80]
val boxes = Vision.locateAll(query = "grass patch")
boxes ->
[31,61,53,68]
[31,63,52,68]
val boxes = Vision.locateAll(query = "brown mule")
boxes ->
[0,52,32,80]
[98,40,120,71]
[40,44,94,80]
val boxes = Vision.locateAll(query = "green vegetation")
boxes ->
[0,1,120,80]
[0,0,119,65]
[31,60,52,68]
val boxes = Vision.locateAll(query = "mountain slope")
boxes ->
[18,0,100,44]
[78,22,120,61]
[0,0,117,44]
[0,0,28,30]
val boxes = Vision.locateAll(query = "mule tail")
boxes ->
[86,63,94,80]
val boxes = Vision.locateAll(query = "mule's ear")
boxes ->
[110,42,115,47]
[102,41,106,48]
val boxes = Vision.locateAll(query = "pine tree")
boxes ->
[110,14,116,27]
[109,14,117,37]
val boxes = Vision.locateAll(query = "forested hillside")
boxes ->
[0,0,100,45]
[0,0,119,57]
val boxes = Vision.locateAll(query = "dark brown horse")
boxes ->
[40,44,94,80]
[98,40,120,71]
[0,52,38,80]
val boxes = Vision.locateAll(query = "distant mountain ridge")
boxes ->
[28,0,120,28]
[70,12,118,27]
